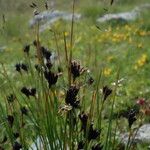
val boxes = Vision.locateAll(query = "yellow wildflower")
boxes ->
[136,54,148,68]
[64,31,69,37]
[139,31,147,36]
[103,68,112,76]
[107,56,114,62]
[134,65,138,70]
[137,43,143,48]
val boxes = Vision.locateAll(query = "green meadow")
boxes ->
[0,0,150,149]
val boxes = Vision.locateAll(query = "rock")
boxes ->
[97,11,138,23]
[120,124,150,144]
[97,3,150,23]
[29,10,81,32]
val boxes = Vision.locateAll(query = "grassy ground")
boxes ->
[0,0,150,149]
[0,0,150,98]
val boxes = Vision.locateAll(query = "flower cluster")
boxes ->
[134,53,148,69]
[65,85,80,108]
[15,63,28,73]
[44,71,58,88]
[71,60,87,81]
[21,87,36,98]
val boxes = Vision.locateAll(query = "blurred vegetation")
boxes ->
[0,0,150,149]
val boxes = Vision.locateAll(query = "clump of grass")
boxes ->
[0,0,149,150]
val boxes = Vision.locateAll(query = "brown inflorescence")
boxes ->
[65,85,80,108]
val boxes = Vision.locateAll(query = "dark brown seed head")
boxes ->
[41,46,52,60]
[21,63,28,72]
[44,71,58,87]
[92,143,103,150]
[127,109,137,128]
[21,87,30,98]
[13,132,19,139]
[58,66,63,73]
[7,94,15,103]
[88,124,100,141]
[88,77,94,85]
[79,112,88,132]
[65,85,80,108]
[15,64,21,72]
[7,115,14,127]
[45,2,48,10]
[20,107,28,115]
[110,0,114,5]
[13,141,22,150]
[21,87,36,98]
[30,88,36,97]
[71,61,86,81]
[35,64,42,72]
[30,2,37,8]
[77,141,85,150]
[33,40,38,46]
[23,45,30,55]
[102,86,112,101]
[46,62,53,69]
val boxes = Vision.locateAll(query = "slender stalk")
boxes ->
[126,128,132,150]
[104,69,120,150]
[68,0,75,86]
[36,22,43,65]
[53,31,61,66]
